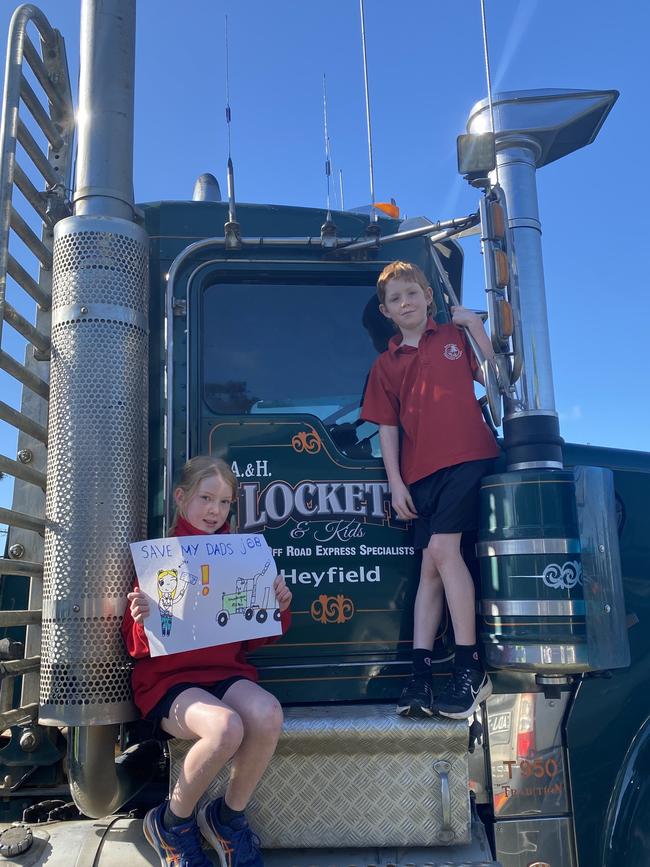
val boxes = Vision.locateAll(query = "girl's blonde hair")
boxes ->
[170,456,238,532]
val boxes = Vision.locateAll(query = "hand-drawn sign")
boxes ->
[130,534,280,657]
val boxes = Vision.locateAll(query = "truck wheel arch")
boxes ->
[602,717,650,866]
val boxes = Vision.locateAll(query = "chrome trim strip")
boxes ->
[477,537,580,556]
[480,598,585,616]
[485,642,589,672]
[52,302,147,332]
[507,460,564,470]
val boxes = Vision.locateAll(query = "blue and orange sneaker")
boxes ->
[197,797,263,866]
[143,801,212,867]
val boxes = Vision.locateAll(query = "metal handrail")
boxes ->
[0,4,73,727]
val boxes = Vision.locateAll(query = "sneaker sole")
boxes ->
[142,809,172,867]
[437,678,493,720]
[396,701,434,718]
[196,803,229,867]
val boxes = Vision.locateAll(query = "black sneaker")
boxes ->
[436,667,492,719]
[396,676,434,718]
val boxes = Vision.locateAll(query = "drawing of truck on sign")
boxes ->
[216,560,280,626]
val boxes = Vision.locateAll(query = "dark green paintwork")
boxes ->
[562,443,650,867]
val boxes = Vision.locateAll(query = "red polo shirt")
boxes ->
[361,319,499,485]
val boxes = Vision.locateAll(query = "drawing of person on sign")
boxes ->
[156,564,197,636]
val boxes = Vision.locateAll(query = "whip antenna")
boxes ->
[322,74,333,220]
[480,0,499,184]
[359,0,377,222]
[339,168,345,211]
[224,14,241,246]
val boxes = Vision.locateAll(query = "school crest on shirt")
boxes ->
[443,342,463,360]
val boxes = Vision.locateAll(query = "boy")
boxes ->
[361,261,499,719]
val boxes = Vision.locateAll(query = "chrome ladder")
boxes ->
[0,3,73,746]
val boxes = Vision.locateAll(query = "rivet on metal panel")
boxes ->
[9,544,25,560]
[17,449,33,464]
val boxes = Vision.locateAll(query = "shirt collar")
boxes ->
[388,317,438,354]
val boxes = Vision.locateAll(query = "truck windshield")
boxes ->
[201,280,392,455]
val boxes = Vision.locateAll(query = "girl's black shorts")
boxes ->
[145,675,250,740]
[409,458,495,550]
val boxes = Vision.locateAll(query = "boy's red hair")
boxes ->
[376,261,436,315]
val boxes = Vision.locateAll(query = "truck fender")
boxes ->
[601,716,650,866]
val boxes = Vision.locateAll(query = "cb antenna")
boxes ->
[359,0,378,225]
[322,74,333,221]
[320,73,337,246]
[224,14,241,247]
[479,0,499,185]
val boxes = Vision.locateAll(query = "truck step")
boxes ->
[171,704,472,849]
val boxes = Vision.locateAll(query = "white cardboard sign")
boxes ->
[129,534,280,657]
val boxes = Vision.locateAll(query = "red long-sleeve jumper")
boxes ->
[121,515,291,717]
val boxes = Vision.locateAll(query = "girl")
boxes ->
[121,456,292,867]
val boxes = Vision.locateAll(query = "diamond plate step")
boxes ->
[171,704,471,849]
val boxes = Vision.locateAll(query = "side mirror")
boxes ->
[457,133,496,184]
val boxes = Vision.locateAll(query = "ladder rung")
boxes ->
[7,253,51,309]
[13,164,49,223]
[19,75,64,152]
[22,38,66,116]
[0,349,49,400]
[0,557,44,577]
[0,455,46,490]
[0,507,45,535]
[17,117,59,187]
[0,657,40,678]
[3,301,51,354]
[0,400,48,444]
[0,703,38,730]
[0,610,42,627]
[10,206,52,268]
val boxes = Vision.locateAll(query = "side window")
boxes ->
[201,281,390,457]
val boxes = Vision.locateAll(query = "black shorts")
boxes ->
[409,458,495,550]
[145,675,249,740]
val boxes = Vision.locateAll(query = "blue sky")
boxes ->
[1,0,649,521]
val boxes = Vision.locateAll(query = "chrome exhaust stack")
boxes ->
[466,88,618,468]
[39,0,154,817]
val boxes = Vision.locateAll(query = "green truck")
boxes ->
[0,3,648,866]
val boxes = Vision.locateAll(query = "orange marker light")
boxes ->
[201,564,209,596]
[374,201,400,219]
